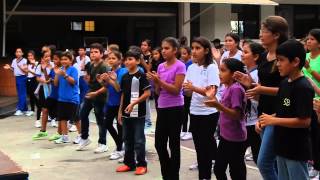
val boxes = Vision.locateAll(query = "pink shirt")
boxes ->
[157,60,186,108]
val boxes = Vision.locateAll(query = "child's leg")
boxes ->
[214,138,230,180]
[105,106,122,150]
[75,120,81,134]
[41,108,48,131]
[16,76,28,111]
[228,141,247,180]
[133,117,147,167]
[93,101,107,145]
[247,125,261,164]
[122,117,135,169]
[116,122,123,151]
[182,96,191,132]
[80,98,93,140]
[61,120,68,135]
[277,156,308,180]
[58,121,62,134]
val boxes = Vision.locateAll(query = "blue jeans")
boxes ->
[15,75,28,111]
[122,117,146,168]
[145,98,152,127]
[80,98,106,144]
[257,125,277,180]
[277,156,308,180]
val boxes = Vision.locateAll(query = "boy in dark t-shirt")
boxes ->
[116,47,151,175]
[259,40,314,180]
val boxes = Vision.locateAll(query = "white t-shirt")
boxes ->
[35,62,54,84]
[185,63,220,115]
[76,55,90,76]
[246,68,259,126]
[27,62,38,78]
[220,50,242,64]
[11,58,27,76]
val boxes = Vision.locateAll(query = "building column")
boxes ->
[200,4,231,41]
[179,3,190,45]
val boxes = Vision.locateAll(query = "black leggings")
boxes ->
[26,77,40,119]
[245,125,261,164]
[311,111,320,170]
[214,137,247,180]
[104,106,123,151]
[155,106,183,180]
[190,112,219,179]
[182,96,191,132]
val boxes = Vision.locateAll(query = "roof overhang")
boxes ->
[94,0,278,5]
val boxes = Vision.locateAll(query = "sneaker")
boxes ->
[54,135,70,144]
[135,167,147,175]
[73,135,81,144]
[32,131,48,140]
[49,133,61,141]
[189,162,198,170]
[180,132,186,138]
[34,120,41,128]
[118,157,124,163]
[309,164,319,178]
[14,110,24,116]
[94,144,108,154]
[116,165,134,172]
[69,125,77,132]
[25,111,34,116]
[245,155,254,161]
[181,132,192,141]
[110,151,124,160]
[76,138,91,151]
[50,119,57,128]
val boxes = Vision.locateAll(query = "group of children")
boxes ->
[4,15,320,180]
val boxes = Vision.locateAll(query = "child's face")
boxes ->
[15,49,23,58]
[161,42,176,60]
[219,63,233,85]
[259,25,276,48]
[191,42,206,63]
[60,56,72,67]
[141,42,150,53]
[27,53,35,61]
[181,48,191,62]
[124,57,139,71]
[241,44,257,67]
[53,55,61,66]
[224,36,238,51]
[44,52,51,62]
[78,49,86,56]
[107,53,120,68]
[276,55,298,77]
[307,35,320,51]
[152,50,161,61]
[90,48,103,61]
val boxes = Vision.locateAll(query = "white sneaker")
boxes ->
[54,135,70,144]
[69,125,77,132]
[189,162,198,170]
[50,119,58,128]
[180,132,186,138]
[181,132,192,141]
[14,110,24,116]
[76,138,91,151]
[34,120,41,128]
[73,135,81,144]
[25,111,34,116]
[109,150,124,160]
[94,144,108,154]
[118,157,124,163]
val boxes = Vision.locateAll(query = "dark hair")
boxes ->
[223,58,246,74]
[180,45,191,55]
[27,50,35,56]
[179,36,188,46]
[90,43,104,54]
[152,47,164,60]
[125,46,142,60]
[246,41,265,65]
[78,47,86,51]
[192,36,213,67]
[309,29,320,43]
[61,51,74,61]
[16,48,23,53]
[162,37,180,50]
[225,33,241,50]
[276,39,306,69]
[262,16,289,45]
[53,50,63,59]
[142,39,152,47]
[47,44,56,54]
[109,50,122,60]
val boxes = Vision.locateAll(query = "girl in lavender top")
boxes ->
[147,37,186,180]
[205,58,247,180]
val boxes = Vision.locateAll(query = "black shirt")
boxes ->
[274,76,314,161]
[151,59,165,72]
[257,54,283,115]
[87,61,110,102]
[120,70,151,118]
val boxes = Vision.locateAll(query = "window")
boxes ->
[71,21,82,31]
[85,21,95,32]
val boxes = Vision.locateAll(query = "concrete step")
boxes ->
[0,97,18,119]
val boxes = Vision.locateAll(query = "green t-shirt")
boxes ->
[302,53,320,98]
[88,61,110,102]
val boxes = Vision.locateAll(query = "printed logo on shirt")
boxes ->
[283,98,291,107]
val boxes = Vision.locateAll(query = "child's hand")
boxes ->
[3,64,10,70]
[125,103,134,114]
[108,71,117,81]
[204,98,219,108]
[117,114,123,125]
[255,121,263,134]
[313,99,320,113]
[233,71,253,88]
[100,73,110,82]
[259,113,275,128]
[205,86,216,99]
[85,91,98,99]
[182,80,194,91]
[147,71,160,83]
[211,47,221,61]
[246,83,261,99]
